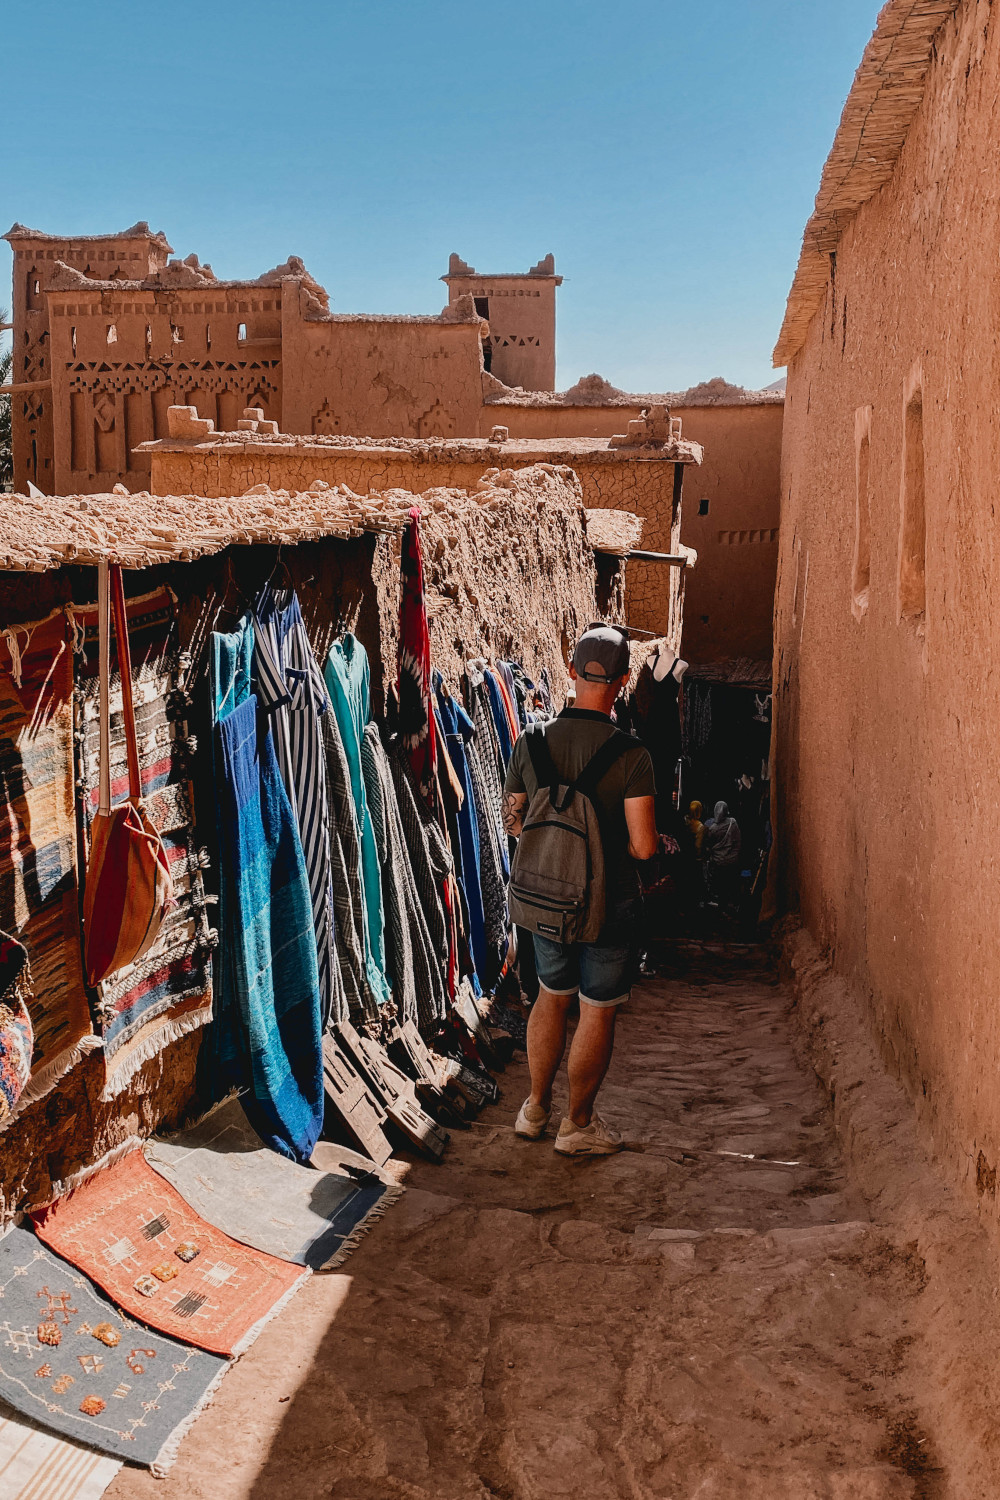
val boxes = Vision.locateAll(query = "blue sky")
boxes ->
[2,1,879,393]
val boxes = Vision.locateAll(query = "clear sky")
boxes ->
[1,1,880,394]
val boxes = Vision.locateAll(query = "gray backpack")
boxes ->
[508,724,632,944]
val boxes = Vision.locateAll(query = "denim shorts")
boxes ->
[532,898,641,1008]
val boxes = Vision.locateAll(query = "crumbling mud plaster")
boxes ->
[143,432,700,641]
[774,0,1000,1226]
[0,466,598,1212]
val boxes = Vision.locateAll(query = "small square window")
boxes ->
[698,498,710,516]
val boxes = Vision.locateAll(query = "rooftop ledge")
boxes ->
[136,431,704,465]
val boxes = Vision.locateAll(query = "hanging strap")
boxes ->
[107,563,142,808]
[97,561,111,817]
[524,723,633,814]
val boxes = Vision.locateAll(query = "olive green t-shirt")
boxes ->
[504,707,656,899]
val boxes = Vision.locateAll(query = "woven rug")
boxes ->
[145,1098,402,1270]
[0,1222,227,1472]
[32,1151,308,1358]
[0,1408,121,1499]
[0,607,97,1120]
[72,586,214,1098]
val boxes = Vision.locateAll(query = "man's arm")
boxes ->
[502,791,528,838]
[625,795,659,862]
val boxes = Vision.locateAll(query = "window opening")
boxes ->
[237,323,247,341]
[205,323,212,350]
[106,324,117,344]
[145,324,152,355]
[170,323,183,343]
[473,297,490,319]
[70,326,77,357]
[898,374,926,622]
[698,497,710,516]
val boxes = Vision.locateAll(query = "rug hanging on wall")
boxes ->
[0,1407,121,1500]
[0,608,98,1121]
[145,1097,402,1270]
[0,1223,227,1472]
[0,931,34,1125]
[31,1151,309,1358]
[72,585,214,1098]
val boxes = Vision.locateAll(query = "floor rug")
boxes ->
[0,1223,227,1473]
[72,586,214,1098]
[0,1408,121,1499]
[145,1098,402,1270]
[32,1151,309,1357]
[0,608,98,1120]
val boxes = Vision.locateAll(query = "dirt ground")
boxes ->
[107,945,946,1500]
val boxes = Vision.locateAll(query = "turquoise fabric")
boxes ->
[324,635,391,1007]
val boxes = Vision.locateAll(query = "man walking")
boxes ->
[502,624,658,1155]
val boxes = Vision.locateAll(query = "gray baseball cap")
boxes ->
[572,622,630,683]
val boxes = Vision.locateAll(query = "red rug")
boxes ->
[32,1151,308,1358]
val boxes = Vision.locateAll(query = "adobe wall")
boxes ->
[280,282,487,441]
[774,0,1000,1223]
[482,401,783,668]
[676,404,782,668]
[0,467,596,1211]
[145,434,690,640]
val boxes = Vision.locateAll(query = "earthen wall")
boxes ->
[774,0,1000,1219]
[146,437,688,641]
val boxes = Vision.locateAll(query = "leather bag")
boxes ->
[82,562,174,988]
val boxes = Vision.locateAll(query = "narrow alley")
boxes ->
[105,945,943,1500]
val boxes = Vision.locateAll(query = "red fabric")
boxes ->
[396,509,438,810]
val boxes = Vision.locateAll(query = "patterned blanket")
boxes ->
[73,586,213,1098]
[31,1151,308,1359]
[0,608,97,1117]
[0,1222,227,1472]
[146,1098,401,1270]
[0,1407,121,1498]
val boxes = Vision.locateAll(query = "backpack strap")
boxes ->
[524,723,561,791]
[574,731,634,800]
[526,723,633,813]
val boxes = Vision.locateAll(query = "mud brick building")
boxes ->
[772,0,1000,1219]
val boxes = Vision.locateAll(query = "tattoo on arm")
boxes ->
[501,793,525,836]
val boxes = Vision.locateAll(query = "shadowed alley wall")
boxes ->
[774,0,1000,1219]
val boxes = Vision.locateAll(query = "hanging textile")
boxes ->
[466,660,509,876]
[435,675,487,987]
[362,725,448,1030]
[319,702,375,1026]
[0,607,96,1113]
[396,508,438,810]
[253,584,336,1029]
[387,744,451,1025]
[496,661,526,731]
[204,617,324,1164]
[482,667,514,770]
[324,634,392,1009]
[73,585,213,1099]
[0,930,33,1127]
[466,741,508,987]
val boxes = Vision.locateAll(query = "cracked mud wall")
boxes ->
[152,445,678,638]
[774,0,1000,1229]
[0,467,595,1213]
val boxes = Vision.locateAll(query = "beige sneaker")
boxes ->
[554,1111,624,1156]
[514,1099,551,1139]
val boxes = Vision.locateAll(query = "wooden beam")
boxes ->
[0,379,52,393]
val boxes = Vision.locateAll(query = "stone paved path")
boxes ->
[109,946,940,1499]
